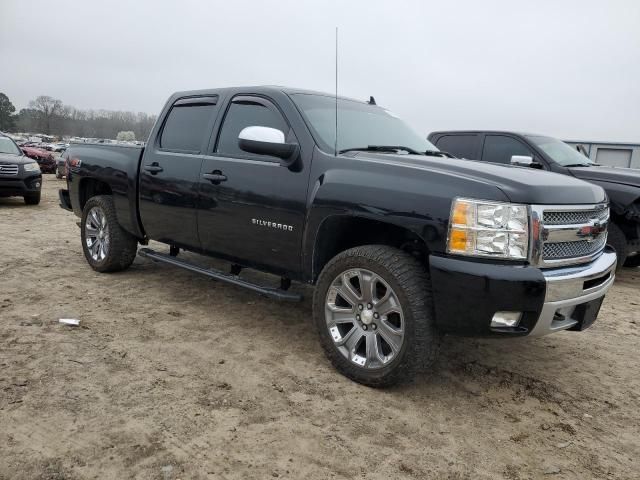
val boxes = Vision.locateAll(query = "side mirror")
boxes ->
[238,126,299,165]
[511,155,543,169]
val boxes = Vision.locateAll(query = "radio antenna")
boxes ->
[334,26,338,156]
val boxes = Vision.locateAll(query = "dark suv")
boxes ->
[428,131,640,268]
[0,133,43,205]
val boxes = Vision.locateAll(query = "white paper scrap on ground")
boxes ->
[59,318,80,326]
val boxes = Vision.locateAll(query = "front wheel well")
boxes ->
[79,178,112,211]
[312,216,429,282]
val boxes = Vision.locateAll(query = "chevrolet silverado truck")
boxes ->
[428,130,640,268]
[0,132,42,205]
[59,87,616,387]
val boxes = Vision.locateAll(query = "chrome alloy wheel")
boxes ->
[325,268,405,369]
[85,206,110,262]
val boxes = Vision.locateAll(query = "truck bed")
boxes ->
[66,142,145,238]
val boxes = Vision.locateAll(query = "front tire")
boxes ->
[80,195,138,272]
[313,245,439,387]
[607,222,627,270]
[24,192,41,205]
[624,254,640,268]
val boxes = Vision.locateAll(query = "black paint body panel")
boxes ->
[429,255,546,336]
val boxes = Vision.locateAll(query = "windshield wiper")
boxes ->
[564,163,593,167]
[339,145,424,155]
[425,149,455,158]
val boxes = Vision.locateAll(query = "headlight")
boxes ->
[23,162,41,172]
[447,198,529,259]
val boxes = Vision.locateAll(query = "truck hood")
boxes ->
[0,153,36,165]
[568,165,640,188]
[353,153,606,205]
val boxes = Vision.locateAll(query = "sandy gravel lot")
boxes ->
[1,176,639,480]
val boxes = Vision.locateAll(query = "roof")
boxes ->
[429,130,542,137]
[169,85,368,104]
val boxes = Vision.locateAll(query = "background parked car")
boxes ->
[0,133,42,205]
[55,151,68,179]
[21,146,56,173]
[52,143,68,153]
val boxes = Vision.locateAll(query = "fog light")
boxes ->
[35,182,41,188]
[491,311,522,328]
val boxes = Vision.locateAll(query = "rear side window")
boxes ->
[482,135,533,164]
[160,102,216,152]
[216,99,288,157]
[435,135,480,159]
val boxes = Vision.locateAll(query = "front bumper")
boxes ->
[530,249,616,336]
[429,248,617,337]
[0,175,42,197]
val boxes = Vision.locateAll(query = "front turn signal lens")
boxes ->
[452,200,472,226]
[448,228,472,253]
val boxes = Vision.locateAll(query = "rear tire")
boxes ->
[81,195,138,273]
[24,192,41,205]
[313,245,439,387]
[607,222,627,270]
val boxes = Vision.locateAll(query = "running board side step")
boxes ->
[138,248,302,302]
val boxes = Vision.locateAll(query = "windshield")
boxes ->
[526,135,594,166]
[291,94,437,154]
[0,137,22,156]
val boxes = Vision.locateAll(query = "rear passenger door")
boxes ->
[139,96,218,249]
[433,134,481,159]
[480,135,535,165]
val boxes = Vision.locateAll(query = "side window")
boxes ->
[160,103,216,152]
[216,98,288,157]
[435,134,480,159]
[482,135,533,164]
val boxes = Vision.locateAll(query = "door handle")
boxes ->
[144,163,163,174]
[202,171,227,183]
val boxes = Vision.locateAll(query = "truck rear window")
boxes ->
[160,104,216,152]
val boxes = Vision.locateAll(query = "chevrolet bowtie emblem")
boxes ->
[578,220,606,242]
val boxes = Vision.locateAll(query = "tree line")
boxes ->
[0,92,156,141]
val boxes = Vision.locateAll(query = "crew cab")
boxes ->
[429,130,640,268]
[0,132,42,205]
[59,87,616,386]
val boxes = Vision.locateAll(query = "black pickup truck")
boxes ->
[428,131,640,268]
[59,87,617,386]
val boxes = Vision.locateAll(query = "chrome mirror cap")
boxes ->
[238,126,285,144]
[510,155,534,167]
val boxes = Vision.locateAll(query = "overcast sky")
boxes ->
[1,0,639,141]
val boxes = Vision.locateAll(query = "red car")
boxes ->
[21,146,56,173]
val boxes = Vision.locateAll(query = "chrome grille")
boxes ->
[543,207,608,225]
[531,204,609,267]
[0,164,19,176]
[543,234,607,259]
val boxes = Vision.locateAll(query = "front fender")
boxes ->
[592,180,640,217]
[302,160,508,279]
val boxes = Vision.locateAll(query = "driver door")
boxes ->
[196,95,308,276]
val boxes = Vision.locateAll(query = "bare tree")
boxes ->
[15,95,156,140]
[29,95,63,134]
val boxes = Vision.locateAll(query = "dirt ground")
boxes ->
[1,175,639,480]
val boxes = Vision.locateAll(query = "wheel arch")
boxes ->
[78,177,113,211]
[309,214,430,283]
